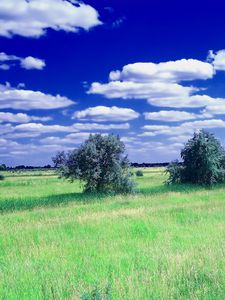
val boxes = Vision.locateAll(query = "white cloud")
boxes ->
[0,52,45,70]
[89,54,225,116]
[0,121,130,139]
[73,105,139,122]
[208,50,225,71]
[89,81,195,100]
[202,102,225,116]
[15,123,78,134]
[72,122,130,130]
[0,112,52,123]
[0,52,18,61]
[144,110,199,122]
[88,58,214,107]
[20,56,46,70]
[0,83,75,110]
[168,135,192,143]
[0,139,74,159]
[40,132,91,145]
[0,64,10,70]
[141,119,225,137]
[0,0,102,38]
[3,132,41,139]
[147,94,215,108]
[109,59,214,83]
[141,125,171,131]
[0,138,18,147]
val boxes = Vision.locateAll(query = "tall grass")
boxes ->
[0,168,224,299]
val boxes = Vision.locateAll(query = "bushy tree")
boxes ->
[0,164,6,181]
[53,134,135,193]
[0,164,6,171]
[166,130,225,185]
[136,170,144,176]
[166,160,183,184]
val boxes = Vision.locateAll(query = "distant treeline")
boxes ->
[3,164,52,171]
[131,162,183,168]
[2,162,183,171]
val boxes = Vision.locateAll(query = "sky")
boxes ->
[1,0,225,166]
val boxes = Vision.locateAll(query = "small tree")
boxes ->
[53,134,135,194]
[0,164,6,181]
[0,164,6,171]
[166,130,225,185]
[166,160,183,184]
[136,170,144,177]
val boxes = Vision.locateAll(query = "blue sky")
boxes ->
[1,0,225,166]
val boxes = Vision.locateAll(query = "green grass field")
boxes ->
[0,169,224,299]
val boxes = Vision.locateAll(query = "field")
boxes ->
[0,168,224,299]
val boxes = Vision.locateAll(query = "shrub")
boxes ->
[53,134,135,194]
[0,164,6,171]
[166,130,225,185]
[136,170,144,177]
[166,160,183,184]
[0,174,4,181]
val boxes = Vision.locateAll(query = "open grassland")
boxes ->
[0,168,224,299]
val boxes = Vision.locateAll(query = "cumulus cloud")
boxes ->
[144,110,199,122]
[147,94,216,108]
[20,56,45,70]
[0,121,130,139]
[15,123,78,134]
[124,138,183,163]
[40,132,91,145]
[208,50,225,71]
[141,119,225,137]
[73,105,139,122]
[88,53,225,119]
[0,0,102,38]
[168,135,192,143]
[0,64,10,70]
[0,112,51,123]
[202,102,225,116]
[89,81,195,100]
[0,83,75,110]
[15,122,129,134]
[0,138,74,160]
[72,122,130,130]
[88,57,216,111]
[3,132,42,139]
[0,52,45,70]
[109,59,214,83]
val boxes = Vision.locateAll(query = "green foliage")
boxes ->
[0,174,4,181]
[53,134,135,194]
[136,170,144,176]
[167,130,225,185]
[166,160,183,184]
[0,164,6,171]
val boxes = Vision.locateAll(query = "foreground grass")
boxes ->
[0,169,224,299]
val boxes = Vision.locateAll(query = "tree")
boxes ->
[166,130,225,185]
[166,160,183,184]
[0,164,7,171]
[0,164,6,181]
[53,134,135,193]
[136,170,144,177]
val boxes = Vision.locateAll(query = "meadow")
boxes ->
[0,168,224,299]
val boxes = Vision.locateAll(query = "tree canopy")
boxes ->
[53,133,135,194]
[166,130,225,185]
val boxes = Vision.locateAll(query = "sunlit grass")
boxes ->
[0,168,224,299]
